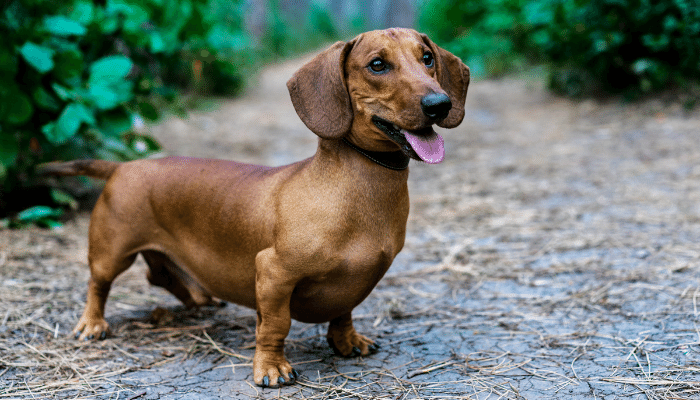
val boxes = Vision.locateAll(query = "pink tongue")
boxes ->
[402,129,444,164]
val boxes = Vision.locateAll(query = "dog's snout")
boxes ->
[420,93,452,121]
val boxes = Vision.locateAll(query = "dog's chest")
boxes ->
[289,241,396,323]
[276,168,409,322]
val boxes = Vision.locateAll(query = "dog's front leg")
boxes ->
[253,248,299,387]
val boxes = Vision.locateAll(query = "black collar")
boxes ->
[342,138,410,171]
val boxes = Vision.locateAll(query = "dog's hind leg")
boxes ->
[73,252,137,341]
[141,250,224,309]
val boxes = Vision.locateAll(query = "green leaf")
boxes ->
[137,101,159,121]
[89,80,133,110]
[100,136,135,160]
[206,25,248,51]
[0,48,18,76]
[101,14,120,34]
[642,34,670,52]
[44,15,87,36]
[52,49,83,81]
[33,86,61,111]
[41,122,56,139]
[19,42,55,74]
[38,219,64,230]
[3,91,34,125]
[106,1,149,34]
[69,101,95,123]
[89,55,133,84]
[51,83,75,101]
[127,133,161,155]
[49,102,95,144]
[69,1,95,25]
[0,132,19,167]
[150,32,166,53]
[100,112,132,137]
[88,56,134,110]
[51,112,80,144]
[3,0,22,31]
[524,2,554,26]
[16,206,63,223]
[88,84,118,110]
[50,188,78,210]
[632,59,654,75]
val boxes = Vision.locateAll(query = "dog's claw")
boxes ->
[254,351,295,388]
[328,340,370,357]
[329,341,343,356]
[368,342,380,353]
[74,331,82,340]
[100,331,107,340]
[285,369,300,384]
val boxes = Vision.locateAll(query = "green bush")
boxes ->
[534,0,700,98]
[419,0,532,78]
[419,0,700,100]
[0,0,252,219]
[261,0,339,59]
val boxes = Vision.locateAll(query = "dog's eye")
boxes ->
[368,58,388,73]
[423,52,434,68]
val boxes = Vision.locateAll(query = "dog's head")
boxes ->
[287,28,469,164]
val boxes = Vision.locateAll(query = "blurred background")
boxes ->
[1,0,698,227]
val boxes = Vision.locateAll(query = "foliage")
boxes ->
[419,0,533,78]
[261,0,339,59]
[419,0,700,100]
[0,0,252,219]
[535,0,700,99]
[0,204,64,229]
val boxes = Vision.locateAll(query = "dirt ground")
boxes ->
[1,54,700,399]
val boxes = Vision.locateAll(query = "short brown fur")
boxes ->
[43,28,469,388]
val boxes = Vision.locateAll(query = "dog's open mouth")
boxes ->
[372,116,444,164]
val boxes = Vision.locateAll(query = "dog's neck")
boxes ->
[340,138,410,171]
[309,138,410,225]
[312,139,410,182]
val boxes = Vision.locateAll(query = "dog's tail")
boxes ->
[38,159,120,181]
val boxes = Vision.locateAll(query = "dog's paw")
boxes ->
[72,315,109,341]
[327,330,379,357]
[253,351,299,388]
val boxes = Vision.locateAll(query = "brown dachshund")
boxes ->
[42,28,469,387]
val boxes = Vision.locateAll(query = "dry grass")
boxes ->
[3,234,698,399]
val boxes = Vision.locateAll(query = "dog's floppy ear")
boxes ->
[421,34,470,129]
[287,40,355,139]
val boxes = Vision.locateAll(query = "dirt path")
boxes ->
[2,56,700,399]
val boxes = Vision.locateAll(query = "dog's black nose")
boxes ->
[421,93,452,121]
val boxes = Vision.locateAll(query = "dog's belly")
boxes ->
[155,243,389,322]
[194,260,258,309]
[288,252,394,323]
[161,247,388,322]
[289,283,375,323]
[153,243,259,309]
